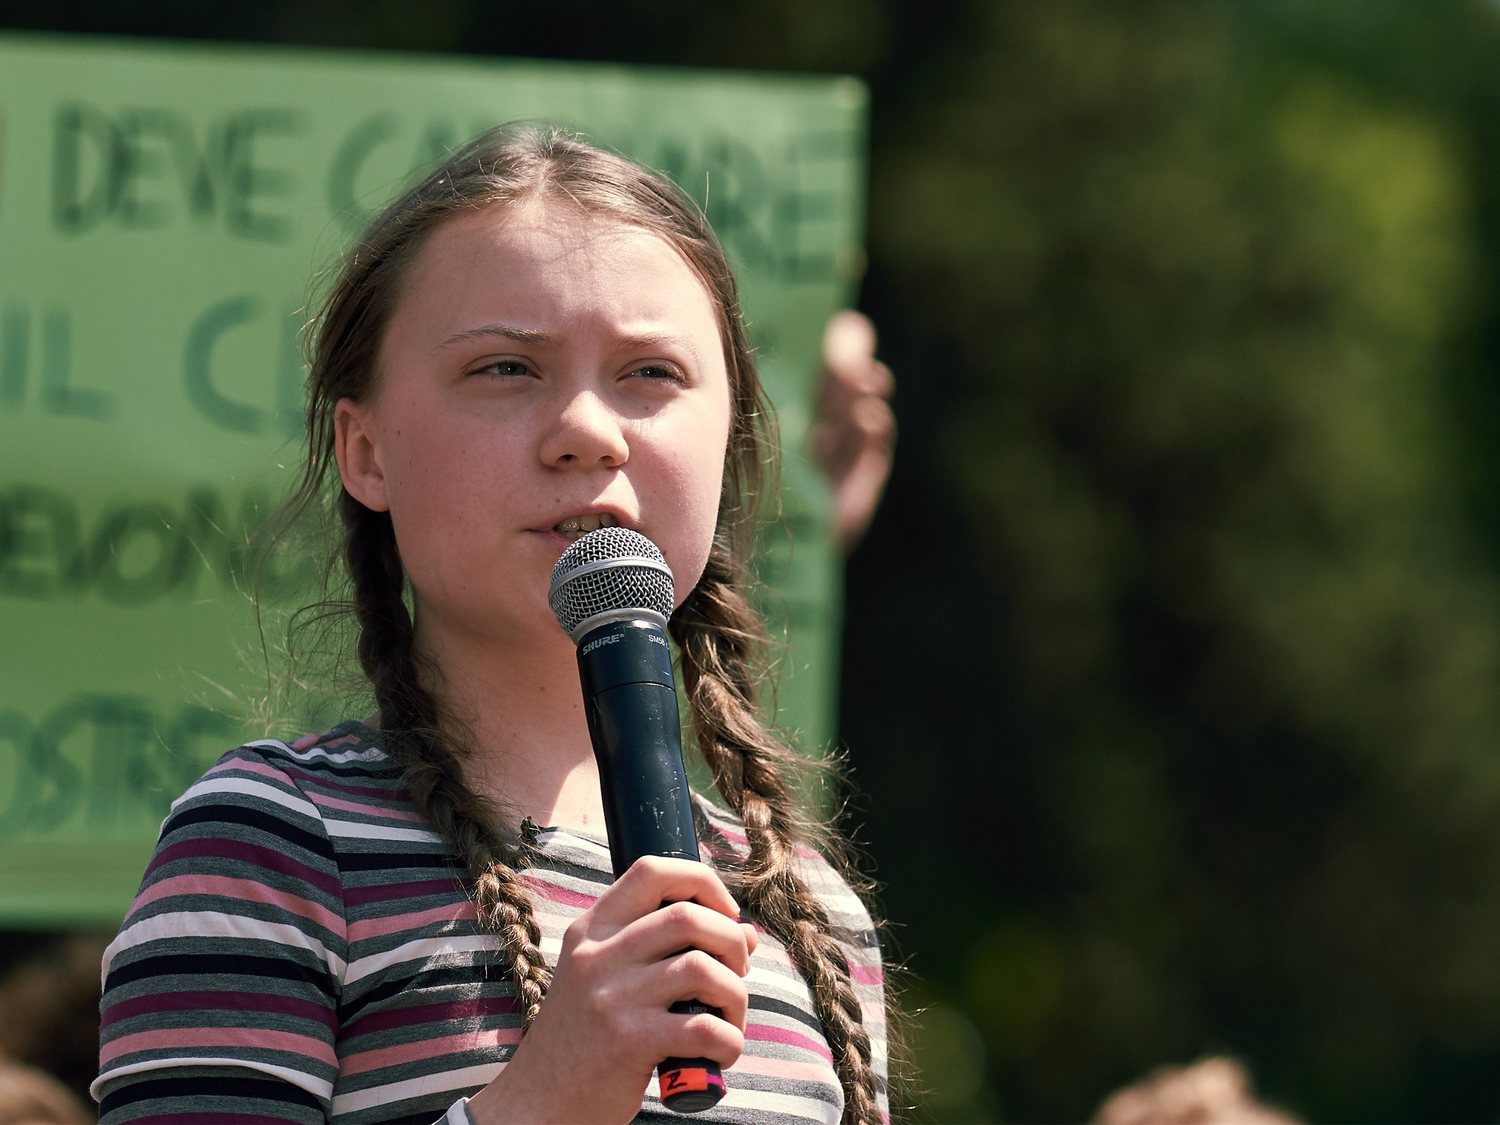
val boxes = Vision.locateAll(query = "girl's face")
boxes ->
[333,199,733,655]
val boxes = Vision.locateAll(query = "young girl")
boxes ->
[93,123,890,1124]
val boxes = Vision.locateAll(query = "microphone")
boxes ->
[548,526,727,1114]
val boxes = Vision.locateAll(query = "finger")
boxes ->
[824,324,893,403]
[824,353,894,402]
[862,357,896,400]
[648,1002,748,1071]
[849,393,897,447]
[646,948,753,1030]
[592,855,740,926]
[817,392,895,485]
[822,309,878,376]
[623,899,757,975]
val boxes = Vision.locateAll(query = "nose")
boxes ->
[540,388,630,469]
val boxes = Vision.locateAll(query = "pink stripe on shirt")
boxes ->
[340,1028,521,1077]
[746,1023,835,1062]
[129,873,343,933]
[347,899,477,942]
[522,876,602,910]
[145,838,341,896]
[305,789,427,822]
[730,1054,840,1086]
[205,756,296,785]
[100,1026,336,1069]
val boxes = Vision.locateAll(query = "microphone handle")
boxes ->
[578,619,727,1114]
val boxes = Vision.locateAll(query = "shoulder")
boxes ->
[149,721,436,877]
[206,719,397,786]
[170,721,401,818]
[109,723,446,967]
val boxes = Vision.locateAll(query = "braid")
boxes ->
[671,549,885,1125]
[275,120,894,1115]
[343,499,553,1029]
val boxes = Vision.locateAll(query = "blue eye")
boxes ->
[477,359,531,379]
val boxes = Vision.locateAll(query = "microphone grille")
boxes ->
[548,527,675,637]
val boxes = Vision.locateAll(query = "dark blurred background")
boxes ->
[9,0,1500,1120]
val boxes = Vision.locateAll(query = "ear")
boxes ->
[334,397,391,512]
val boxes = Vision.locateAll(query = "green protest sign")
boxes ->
[0,33,867,925]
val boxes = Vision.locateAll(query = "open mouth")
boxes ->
[553,513,620,541]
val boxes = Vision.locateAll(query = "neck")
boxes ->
[412,622,610,836]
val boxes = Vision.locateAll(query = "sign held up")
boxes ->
[0,33,868,925]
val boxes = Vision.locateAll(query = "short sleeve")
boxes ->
[94,744,350,1124]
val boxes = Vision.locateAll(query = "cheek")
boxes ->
[379,426,480,555]
[383,415,485,504]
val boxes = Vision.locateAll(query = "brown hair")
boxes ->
[274,122,885,1123]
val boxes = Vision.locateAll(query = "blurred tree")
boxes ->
[10,0,1500,1120]
[846,0,1500,1120]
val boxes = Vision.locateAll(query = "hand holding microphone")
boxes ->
[549,527,745,1113]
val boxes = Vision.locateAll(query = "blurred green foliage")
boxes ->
[851,1,1500,1120]
[10,0,1500,1119]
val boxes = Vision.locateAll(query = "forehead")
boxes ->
[394,200,720,324]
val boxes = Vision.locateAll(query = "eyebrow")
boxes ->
[437,323,703,362]
[437,324,552,350]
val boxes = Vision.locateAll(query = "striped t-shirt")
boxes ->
[94,722,889,1124]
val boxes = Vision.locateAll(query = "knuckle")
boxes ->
[566,937,609,982]
[561,914,598,954]
[634,854,667,875]
[675,947,717,982]
[620,854,660,885]
[661,899,699,931]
